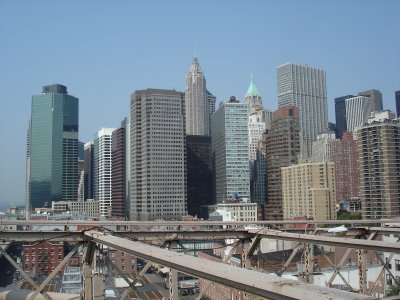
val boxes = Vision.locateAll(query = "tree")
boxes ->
[386,284,400,297]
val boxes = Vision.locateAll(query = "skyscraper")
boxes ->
[334,95,354,139]
[27,84,79,210]
[345,96,374,132]
[207,90,216,130]
[245,76,266,204]
[130,89,187,221]
[84,141,94,200]
[185,57,210,136]
[248,111,266,204]
[330,131,359,204]
[356,115,400,219]
[396,90,400,117]
[186,135,212,218]
[358,89,383,112]
[264,105,301,220]
[277,63,328,158]
[211,97,250,203]
[111,119,128,219]
[94,128,115,217]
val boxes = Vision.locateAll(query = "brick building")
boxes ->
[23,241,64,278]
[330,131,359,205]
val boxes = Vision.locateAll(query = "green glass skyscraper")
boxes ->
[27,84,79,210]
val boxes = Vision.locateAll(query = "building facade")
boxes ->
[94,128,115,217]
[282,162,336,220]
[211,97,250,203]
[330,132,359,204]
[209,200,258,222]
[356,117,400,219]
[345,96,374,132]
[186,135,212,218]
[311,131,336,163]
[334,95,354,139]
[27,84,79,210]
[23,241,64,278]
[358,89,383,113]
[130,89,187,221]
[248,112,266,205]
[264,106,301,220]
[51,199,99,217]
[277,63,328,158]
[396,90,400,117]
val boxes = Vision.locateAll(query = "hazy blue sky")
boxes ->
[0,0,399,208]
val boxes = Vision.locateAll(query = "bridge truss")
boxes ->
[1,219,400,299]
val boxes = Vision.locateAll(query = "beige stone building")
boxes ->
[282,161,336,220]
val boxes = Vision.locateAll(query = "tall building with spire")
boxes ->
[27,84,79,210]
[185,57,207,135]
[245,74,263,113]
[185,57,212,136]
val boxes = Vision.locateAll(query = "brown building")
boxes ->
[264,105,300,220]
[111,119,128,219]
[23,241,64,278]
[108,250,137,275]
[357,118,400,219]
[330,131,359,204]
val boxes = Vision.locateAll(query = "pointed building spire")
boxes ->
[190,56,202,73]
[246,73,261,98]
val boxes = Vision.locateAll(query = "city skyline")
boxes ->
[0,0,399,206]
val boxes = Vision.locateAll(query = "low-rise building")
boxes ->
[208,200,258,222]
[51,199,99,217]
[23,241,64,278]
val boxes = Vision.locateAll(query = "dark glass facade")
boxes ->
[186,135,212,218]
[84,142,94,200]
[334,95,354,139]
[396,90,400,117]
[28,84,79,210]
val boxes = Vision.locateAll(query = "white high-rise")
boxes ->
[94,128,115,217]
[185,57,209,136]
[130,89,187,221]
[277,63,328,158]
[345,96,374,132]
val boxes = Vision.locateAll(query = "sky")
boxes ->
[0,0,399,208]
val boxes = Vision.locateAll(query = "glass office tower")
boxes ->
[28,84,79,210]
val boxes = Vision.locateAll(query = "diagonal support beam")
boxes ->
[316,245,353,291]
[0,246,39,289]
[119,261,152,300]
[196,240,242,300]
[36,244,80,293]
[278,243,301,276]
[247,236,262,258]
[327,232,377,287]
[84,230,378,300]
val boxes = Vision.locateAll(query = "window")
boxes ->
[395,259,400,271]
